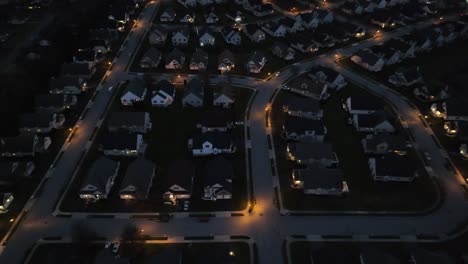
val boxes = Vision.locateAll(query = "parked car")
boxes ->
[183,200,190,211]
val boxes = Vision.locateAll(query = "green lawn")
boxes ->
[60,84,253,213]
[272,84,439,212]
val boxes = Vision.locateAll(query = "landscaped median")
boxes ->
[56,78,254,215]
[270,82,440,213]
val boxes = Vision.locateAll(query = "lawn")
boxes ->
[59,83,253,213]
[271,84,439,212]
[27,241,251,264]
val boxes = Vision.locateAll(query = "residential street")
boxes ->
[0,1,467,263]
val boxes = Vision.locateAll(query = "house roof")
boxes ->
[395,66,422,83]
[218,49,235,64]
[293,166,344,190]
[165,48,185,64]
[283,116,326,135]
[151,25,168,36]
[282,95,321,113]
[100,131,139,150]
[312,66,341,82]
[245,24,263,35]
[360,248,400,264]
[214,87,235,102]
[362,133,408,152]
[411,248,454,264]
[287,142,335,161]
[190,48,208,64]
[184,78,204,99]
[373,154,417,178]
[262,21,283,32]
[198,27,215,38]
[356,111,393,128]
[369,44,398,59]
[172,28,189,38]
[278,16,297,28]
[49,76,82,91]
[123,78,146,98]
[272,41,289,53]
[80,157,119,194]
[74,49,95,61]
[162,7,176,17]
[107,112,148,129]
[354,50,382,66]
[156,79,175,96]
[203,157,233,190]
[347,96,384,111]
[120,157,155,199]
[165,159,194,191]
[288,76,326,95]
[1,135,36,154]
[192,131,233,149]
[141,47,161,62]
[19,111,55,128]
[247,50,266,67]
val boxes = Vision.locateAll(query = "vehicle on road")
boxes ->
[112,243,119,253]
[423,152,431,161]
[275,71,280,76]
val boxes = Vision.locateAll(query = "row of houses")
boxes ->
[344,95,421,182]
[351,20,468,72]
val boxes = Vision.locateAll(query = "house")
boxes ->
[353,111,396,133]
[171,28,189,46]
[217,49,235,73]
[49,76,87,94]
[148,26,168,46]
[165,48,186,70]
[351,50,385,72]
[369,154,418,182]
[34,94,77,112]
[79,157,120,201]
[410,249,455,264]
[202,157,233,201]
[163,160,194,205]
[90,39,109,54]
[388,66,423,87]
[221,26,242,45]
[243,0,262,11]
[0,161,35,187]
[226,10,244,23]
[361,133,409,155]
[271,41,295,61]
[309,66,347,91]
[401,31,433,53]
[313,33,335,48]
[73,49,96,69]
[198,27,216,47]
[205,12,219,24]
[182,78,204,107]
[139,47,161,68]
[151,80,176,107]
[290,35,319,53]
[120,78,147,106]
[313,9,334,24]
[189,48,209,71]
[282,95,323,120]
[282,116,327,141]
[252,3,274,17]
[287,142,338,167]
[284,76,328,100]
[0,193,14,213]
[414,84,449,102]
[385,38,416,59]
[297,12,320,29]
[99,132,146,156]
[108,0,129,24]
[213,87,235,108]
[107,112,152,133]
[261,21,286,37]
[160,7,176,22]
[360,248,400,264]
[369,45,401,65]
[246,51,267,73]
[243,24,266,43]
[60,62,95,80]
[19,111,66,133]
[119,157,156,200]
[196,110,234,132]
[1,135,51,157]
[180,13,196,23]
[431,98,468,121]
[341,1,364,15]
[278,16,303,33]
[344,96,384,115]
[178,0,196,8]
[291,166,348,196]
[189,131,236,156]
